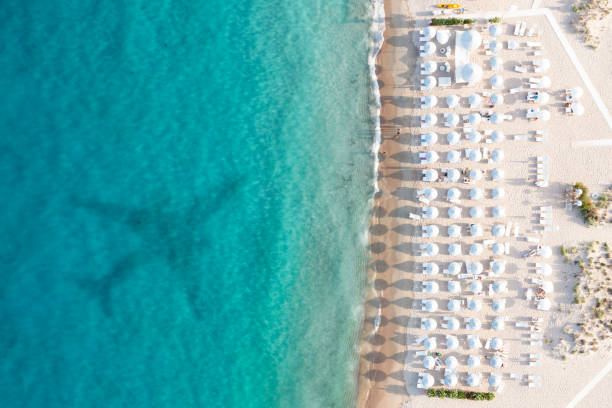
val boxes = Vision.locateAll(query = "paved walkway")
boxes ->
[460,8,612,131]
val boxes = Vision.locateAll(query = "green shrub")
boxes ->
[489,16,502,23]
[574,182,598,225]
[427,389,494,401]
[431,18,474,26]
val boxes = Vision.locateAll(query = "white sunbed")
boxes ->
[531,334,542,340]
[537,156,549,162]
[415,335,428,344]
[514,22,521,36]
[516,322,529,328]
[526,236,540,243]
[514,224,519,237]
[505,222,512,237]
[531,340,543,347]
[510,373,522,380]
[514,134,527,141]
[438,77,452,87]
[529,360,541,367]
[519,22,527,36]
[540,213,552,219]
[510,87,522,94]
[528,383,542,388]
[525,288,533,300]
[528,375,541,381]
[539,219,552,226]
[515,65,527,73]
[533,50,545,56]
[535,137,547,142]
[409,213,421,220]
[527,26,537,37]
[544,225,559,231]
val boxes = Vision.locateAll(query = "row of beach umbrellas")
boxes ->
[422,168,504,182]
[418,372,504,389]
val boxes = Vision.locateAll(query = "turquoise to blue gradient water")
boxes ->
[0,1,376,407]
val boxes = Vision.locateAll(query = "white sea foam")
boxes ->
[369,0,385,194]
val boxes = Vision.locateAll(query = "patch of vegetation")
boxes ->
[427,389,494,401]
[431,18,474,26]
[489,17,502,23]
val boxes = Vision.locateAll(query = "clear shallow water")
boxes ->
[0,1,376,407]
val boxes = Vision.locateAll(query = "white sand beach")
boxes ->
[358,1,612,407]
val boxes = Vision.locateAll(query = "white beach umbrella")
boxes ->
[445,113,459,127]
[490,130,504,143]
[423,262,439,275]
[468,298,482,312]
[448,243,462,256]
[447,131,461,145]
[420,373,435,389]
[491,337,504,350]
[491,187,505,199]
[444,374,458,387]
[423,41,436,57]
[467,355,481,368]
[422,95,438,108]
[490,149,504,163]
[448,206,462,219]
[422,112,437,126]
[492,243,504,255]
[422,151,439,164]
[467,130,482,143]
[448,261,462,275]
[490,93,504,106]
[422,76,437,91]
[492,280,508,294]
[489,373,503,388]
[538,245,552,258]
[533,58,550,71]
[462,63,483,84]
[538,109,551,121]
[489,24,502,36]
[538,263,552,276]
[470,188,484,200]
[422,317,438,330]
[470,244,484,256]
[448,299,461,313]
[489,40,502,54]
[421,187,438,201]
[423,281,440,294]
[423,356,435,369]
[423,224,439,237]
[421,131,438,146]
[424,243,439,256]
[469,280,483,294]
[492,298,506,312]
[436,29,451,44]
[491,260,506,275]
[469,223,483,236]
[445,356,459,369]
[570,86,584,99]
[536,91,550,104]
[492,205,506,218]
[460,29,482,51]
[447,225,462,238]
[446,335,459,350]
[448,281,461,294]
[492,316,505,331]
[467,372,483,387]
[422,169,439,182]
[492,224,506,237]
[447,188,461,202]
[422,61,438,74]
[469,261,483,274]
[445,168,461,182]
[446,150,460,163]
[423,299,438,313]
[540,281,554,293]
[467,112,482,126]
[467,317,482,330]
[469,169,483,182]
[424,336,437,350]
[538,76,551,88]
[537,297,552,311]
[491,74,504,89]
[467,334,482,349]
[422,206,439,219]
[467,148,482,162]
[491,168,504,181]
[423,26,437,39]
[470,206,484,219]
[446,94,460,108]
[469,93,482,108]
[570,102,585,116]
[489,56,503,71]
[447,317,460,330]
[491,112,504,124]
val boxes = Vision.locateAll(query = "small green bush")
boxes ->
[489,16,502,23]
[431,18,474,26]
[427,389,494,401]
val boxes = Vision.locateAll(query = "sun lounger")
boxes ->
[537,164,548,170]
[535,137,547,142]
[438,77,452,87]
[537,156,548,162]
[458,273,474,279]
[510,87,522,94]
[514,224,519,237]
[510,373,522,380]
[505,222,512,237]
[528,375,541,381]
[536,130,548,136]
[409,213,421,220]
[540,213,552,219]
[529,360,541,367]
[536,181,549,187]
[515,65,527,73]
[441,323,449,329]
[533,50,545,56]
[516,322,529,328]
[519,22,527,36]
[544,225,559,231]
[539,219,552,225]
[531,334,542,340]
[418,196,430,204]
[514,22,521,36]
[530,354,541,360]
[484,338,491,349]
[528,383,542,388]
[526,236,540,243]
[531,341,543,347]
[514,134,527,140]
[528,26,537,37]
[525,288,533,300]
[415,335,428,344]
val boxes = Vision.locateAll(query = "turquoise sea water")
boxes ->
[0,1,377,407]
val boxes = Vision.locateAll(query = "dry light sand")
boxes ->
[357,1,612,407]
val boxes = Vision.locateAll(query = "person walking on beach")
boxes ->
[394,128,401,140]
